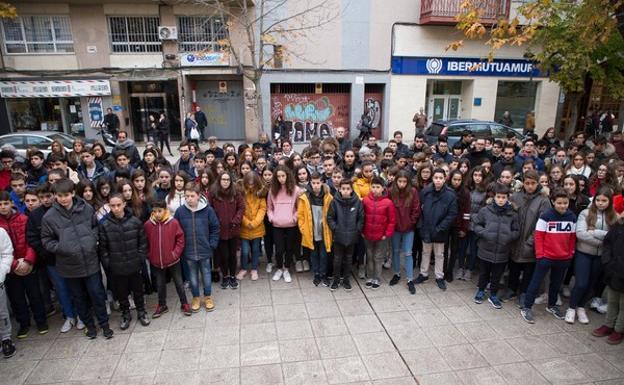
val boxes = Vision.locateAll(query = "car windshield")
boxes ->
[47,133,74,149]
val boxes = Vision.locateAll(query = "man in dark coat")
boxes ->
[194,106,208,142]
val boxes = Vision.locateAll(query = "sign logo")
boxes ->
[426,58,443,74]
[186,54,195,63]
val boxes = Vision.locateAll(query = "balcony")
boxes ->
[420,0,510,25]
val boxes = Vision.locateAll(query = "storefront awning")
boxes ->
[0,79,111,98]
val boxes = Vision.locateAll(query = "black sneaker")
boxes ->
[229,277,239,290]
[389,274,400,286]
[414,274,428,284]
[343,279,352,292]
[313,276,321,286]
[330,279,340,291]
[37,324,49,335]
[119,312,131,330]
[407,281,416,295]
[322,278,330,287]
[365,280,373,288]
[85,326,97,339]
[2,339,16,358]
[102,324,114,339]
[137,311,150,327]
[435,278,447,291]
[220,278,229,290]
[371,282,380,290]
[16,325,29,339]
[546,306,565,320]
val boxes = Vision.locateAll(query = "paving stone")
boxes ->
[282,360,327,385]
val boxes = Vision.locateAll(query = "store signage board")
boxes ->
[0,80,111,98]
[391,56,547,78]
[180,52,229,67]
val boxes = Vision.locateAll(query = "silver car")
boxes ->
[0,131,75,158]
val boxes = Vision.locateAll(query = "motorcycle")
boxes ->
[97,124,117,148]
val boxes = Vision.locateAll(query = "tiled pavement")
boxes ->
[1,267,624,385]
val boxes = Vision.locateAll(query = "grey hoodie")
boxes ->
[576,208,609,256]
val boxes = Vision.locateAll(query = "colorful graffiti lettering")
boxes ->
[283,96,334,123]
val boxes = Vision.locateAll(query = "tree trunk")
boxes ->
[618,100,624,133]
[254,76,264,137]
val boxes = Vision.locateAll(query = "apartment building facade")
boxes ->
[0,0,561,143]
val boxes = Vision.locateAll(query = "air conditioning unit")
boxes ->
[158,26,178,40]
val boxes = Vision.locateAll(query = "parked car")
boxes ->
[0,131,75,158]
[424,119,524,147]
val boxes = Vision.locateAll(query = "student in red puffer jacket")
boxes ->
[362,176,396,289]
[144,200,189,318]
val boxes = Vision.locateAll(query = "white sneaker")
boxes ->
[577,307,589,324]
[302,260,310,272]
[129,296,136,310]
[562,286,571,298]
[60,318,74,333]
[534,293,548,305]
[590,297,603,310]
[565,308,576,324]
[457,268,464,281]
[76,317,85,330]
[463,270,472,281]
[597,303,608,314]
[295,260,304,273]
[272,269,283,281]
[266,263,274,273]
[283,270,292,283]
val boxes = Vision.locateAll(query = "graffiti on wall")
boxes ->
[363,92,383,139]
[271,93,350,142]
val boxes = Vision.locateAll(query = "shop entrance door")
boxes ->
[129,81,181,141]
[429,95,461,122]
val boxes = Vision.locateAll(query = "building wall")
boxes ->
[69,4,110,69]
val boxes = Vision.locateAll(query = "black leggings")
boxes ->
[264,217,274,264]
[159,133,172,155]
[218,238,239,277]
[273,227,298,269]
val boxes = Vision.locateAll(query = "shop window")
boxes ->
[177,16,228,52]
[108,16,161,53]
[495,81,537,128]
[1,15,74,54]
[7,98,62,131]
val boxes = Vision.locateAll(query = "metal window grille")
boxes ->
[108,16,161,53]
[1,15,74,54]
[177,16,228,52]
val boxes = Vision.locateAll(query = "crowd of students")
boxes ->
[1,125,624,360]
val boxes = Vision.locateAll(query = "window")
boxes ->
[494,81,538,128]
[177,16,228,52]
[26,135,52,150]
[1,15,74,54]
[108,16,161,53]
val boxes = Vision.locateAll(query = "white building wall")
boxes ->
[388,76,427,140]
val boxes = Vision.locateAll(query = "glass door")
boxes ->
[428,96,462,121]
[130,93,165,142]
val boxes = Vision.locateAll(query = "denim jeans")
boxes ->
[392,231,415,280]
[569,250,602,309]
[185,258,212,297]
[458,231,478,271]
[65,272,109,328]
[524,258,571,309]
[241,238,262,270]
[47,266,76,319]
[309,240,328,278]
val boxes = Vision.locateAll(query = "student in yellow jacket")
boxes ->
[297,174,333,286]
[353,161,375,199]
[237,172,267,281]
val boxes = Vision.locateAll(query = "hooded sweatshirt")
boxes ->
[144,208,186,268]
[267,186,301,228]
[174,196,220,261]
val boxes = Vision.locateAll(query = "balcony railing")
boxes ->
[420,0,510,25]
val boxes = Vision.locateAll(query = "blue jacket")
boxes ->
[174,196,220,261]
[417,185,458,243]
[77,161,109,183]
[514,153,545,172]
[10,191,26,214]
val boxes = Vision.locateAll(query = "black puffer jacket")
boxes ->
[98,209,147,276]
[26,205,54,266]
[472,201,520,264]
[327,191,364,246]
[41,198,100,279]
[418,185,458,243]
[602,222,624,292]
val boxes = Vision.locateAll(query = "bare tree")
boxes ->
[188,0,343,135]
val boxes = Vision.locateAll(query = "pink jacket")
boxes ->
[267,186,301,228]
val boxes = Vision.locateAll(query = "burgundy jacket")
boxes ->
[392,187,421,233]
[144,216,185,269]
[209,192,245,240]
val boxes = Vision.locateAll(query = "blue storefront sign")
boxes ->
[391,56,547,78]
